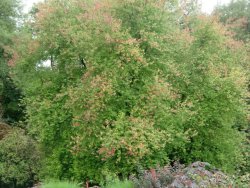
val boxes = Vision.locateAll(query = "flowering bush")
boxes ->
[130,162,233,188]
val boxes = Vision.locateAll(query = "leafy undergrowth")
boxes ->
[232,173,250,188]
[38,162,249,188]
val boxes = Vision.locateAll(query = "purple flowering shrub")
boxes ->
[130,162,233,188]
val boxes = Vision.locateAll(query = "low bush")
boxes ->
[0,128,41,187]
[0,122,10,140]
[232,173,250,188]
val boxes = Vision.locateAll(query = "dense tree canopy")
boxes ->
[0,0,249,187]
[10,0,249,184]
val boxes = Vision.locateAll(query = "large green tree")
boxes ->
[13,0,248,183]
[0,0,23,123]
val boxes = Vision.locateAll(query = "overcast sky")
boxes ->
[200,0,231,13]
[21,0,232,14]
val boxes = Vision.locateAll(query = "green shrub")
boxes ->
[0,128,41,187]
[0,122,11,140]
[233,173,250,188]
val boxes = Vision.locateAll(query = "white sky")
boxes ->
[21,0,44,13]
[21,0,232,14]
[200,0,232,13]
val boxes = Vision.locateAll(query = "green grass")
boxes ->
[105,180,134,188]
[41,181,80,188]
[41,180,134,188]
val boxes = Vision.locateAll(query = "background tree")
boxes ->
[214,0,250,42]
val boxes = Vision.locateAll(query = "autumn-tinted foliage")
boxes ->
[11,0,248,184]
